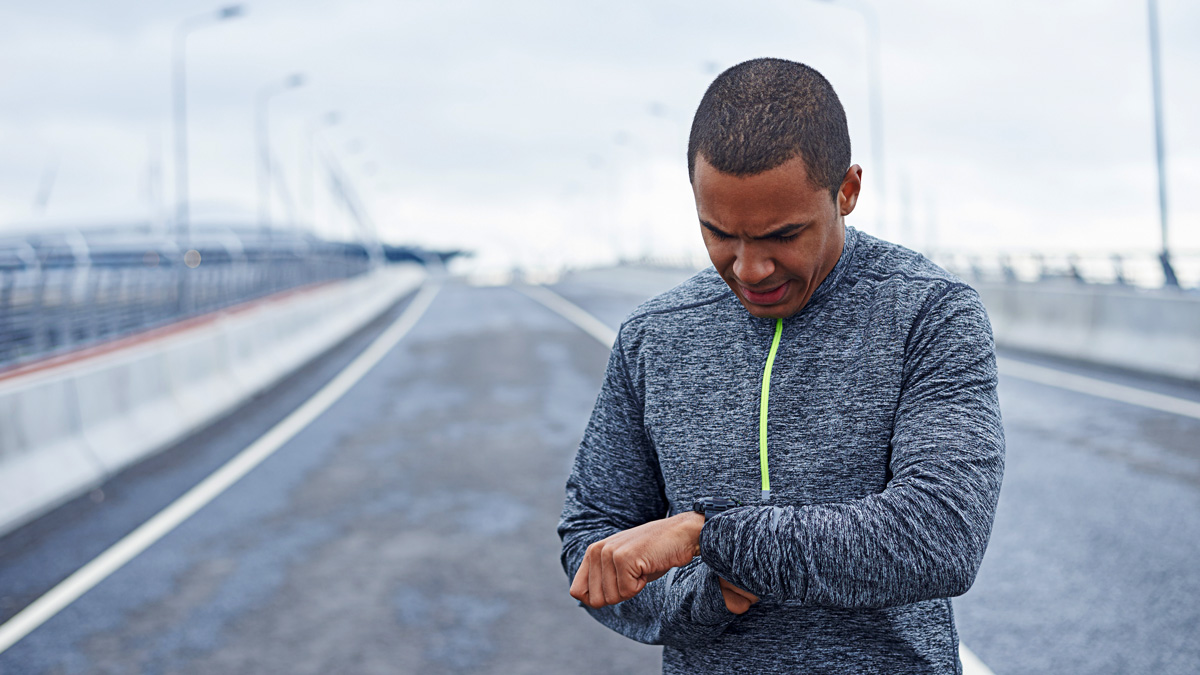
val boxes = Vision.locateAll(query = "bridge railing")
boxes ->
[930,250,1200,291]
[0,227,375,372]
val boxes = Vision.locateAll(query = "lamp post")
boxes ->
[1147,0,1178,287]
[812,0,885,237]
[255,73,306,234]
[172,5,244,244]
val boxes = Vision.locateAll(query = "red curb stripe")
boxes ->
[0,279,339,384]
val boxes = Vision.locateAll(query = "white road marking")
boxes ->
[523,284,1004,675]
[0,282,440,655]
[998,357,1200,421]
[517,284,618,347]
[960,643,996,675]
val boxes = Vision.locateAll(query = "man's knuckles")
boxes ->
[573,532,677,608]
[610,547,633,568]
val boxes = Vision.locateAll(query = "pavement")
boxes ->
[1,266,1198,674]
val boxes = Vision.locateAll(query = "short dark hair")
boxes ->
[687,58,851,198]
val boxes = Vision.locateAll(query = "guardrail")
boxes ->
[0,263,426,536]
[926,250,1200,382]
[930,250,1200,291]
[0,226,376,371]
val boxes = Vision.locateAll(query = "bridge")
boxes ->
[0,237,1197,674]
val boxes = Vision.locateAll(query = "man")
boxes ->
[558,58,1004,674]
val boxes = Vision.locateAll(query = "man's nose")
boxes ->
[733,244,774,285]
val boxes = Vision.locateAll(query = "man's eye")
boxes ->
[774,234,799,242]
[708,229,733,240]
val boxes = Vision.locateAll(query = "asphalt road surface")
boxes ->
[1,266,1198,674]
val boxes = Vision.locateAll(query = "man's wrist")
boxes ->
[673,511,706,557]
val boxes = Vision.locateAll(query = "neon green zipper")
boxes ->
[759,317,783,502]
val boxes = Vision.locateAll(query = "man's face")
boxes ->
[692,155,861,319]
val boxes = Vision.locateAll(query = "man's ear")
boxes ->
[837,164,863,216]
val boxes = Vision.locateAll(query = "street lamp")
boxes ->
[255,73,306,233]
[172,4,244,244]
[1147,0,1178,287]
[812,0,885,237]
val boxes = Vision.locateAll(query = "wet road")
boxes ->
[2,267,1199,674]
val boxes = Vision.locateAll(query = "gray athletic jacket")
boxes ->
[558,226,1005,674]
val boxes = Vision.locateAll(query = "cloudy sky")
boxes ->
[0,0,1196,273]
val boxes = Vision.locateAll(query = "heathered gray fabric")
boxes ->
[558,226,1005,674]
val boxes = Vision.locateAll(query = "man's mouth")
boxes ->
[739,281,790,305]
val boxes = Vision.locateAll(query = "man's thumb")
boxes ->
[617,568,647,599]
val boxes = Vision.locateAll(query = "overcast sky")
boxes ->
[1,0,1196,272]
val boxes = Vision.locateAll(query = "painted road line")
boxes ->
[522,284,997,675]
[960,644,995,675]
[0,282,441,655]
[998,357,1200,421]
[517,284,617,347]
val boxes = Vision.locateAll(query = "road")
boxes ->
[1,266,1198,674]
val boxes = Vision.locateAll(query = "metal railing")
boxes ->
[0,225,377,371]
[930,250,1200,291]
[553,249,1200,293]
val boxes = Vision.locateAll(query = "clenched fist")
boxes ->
[569,512,759,614]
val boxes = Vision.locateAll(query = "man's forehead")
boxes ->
[693,155,828,233]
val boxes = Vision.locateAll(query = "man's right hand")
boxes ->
[567,511,760,614]
[570,512,705,609]
[717,577,759,614]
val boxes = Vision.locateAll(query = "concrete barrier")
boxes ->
[0,378,106,534]
[0,264,425,535]
[974,281,1200,383]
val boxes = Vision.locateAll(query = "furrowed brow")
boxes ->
[700,220,809,239]
[753,223,805,240]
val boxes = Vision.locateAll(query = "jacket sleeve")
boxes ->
[558,331,737,648]
[699,285,1005,609]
